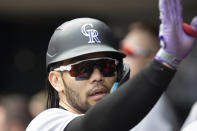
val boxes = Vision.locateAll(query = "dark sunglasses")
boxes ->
[54,57,118,79]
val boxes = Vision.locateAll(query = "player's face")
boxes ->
[61,53,118,113]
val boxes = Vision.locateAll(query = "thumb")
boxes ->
[190,16,197,31]
[183,16,197,38]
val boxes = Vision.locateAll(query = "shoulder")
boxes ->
[26,108,82,131]
[188,102,197,119]
[181,102,197,130]
[191,102,197,111]
[186,102,197,121]
[181,121,197,131]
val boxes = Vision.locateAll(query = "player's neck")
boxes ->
[59,100,83,114]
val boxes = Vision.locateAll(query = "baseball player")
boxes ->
[26,0,197,130]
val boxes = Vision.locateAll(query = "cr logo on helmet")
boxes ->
[81,24,101,44]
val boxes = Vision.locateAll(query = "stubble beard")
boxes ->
[64,83,110,114]
[64,84,91,113]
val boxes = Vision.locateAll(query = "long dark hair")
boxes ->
[46,64,60,109]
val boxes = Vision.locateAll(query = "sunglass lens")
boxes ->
[69,59,117,79]
[70,62,93,79]
[100,60,116,77]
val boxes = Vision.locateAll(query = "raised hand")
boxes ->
[155,0,197,69]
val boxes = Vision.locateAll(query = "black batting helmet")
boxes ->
[46,18,125,69]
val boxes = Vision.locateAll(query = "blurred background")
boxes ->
[0,0,197,129]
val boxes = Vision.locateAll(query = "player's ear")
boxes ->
[48,71,64,92]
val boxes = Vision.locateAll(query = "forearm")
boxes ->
[65,60,176,131]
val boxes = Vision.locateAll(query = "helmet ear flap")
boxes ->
[117,62,130,87]
[111,62,130,93]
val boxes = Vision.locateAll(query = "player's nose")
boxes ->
[89,68,103,83]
